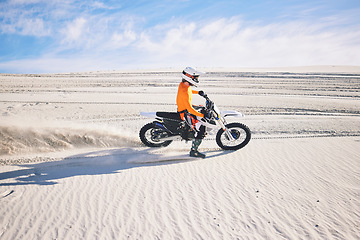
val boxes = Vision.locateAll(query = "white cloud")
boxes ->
[2,16,360,73]
[0,0,84,37]
[55,14,141,53]
[61,17,87,44]
[134,17,360,68]
[19,17,50,36]
[109,30,137,48]
[0,3,51,36]
[90,1,118,10]
[1,1,359,73]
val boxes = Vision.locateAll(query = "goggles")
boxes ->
[183,71,199,82]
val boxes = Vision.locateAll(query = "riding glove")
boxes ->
[198,91,207,97]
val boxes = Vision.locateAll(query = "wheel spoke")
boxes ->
[139,123,173,147]
[216,122,251,150]
[146,128,168,144]
[221,128,246,146]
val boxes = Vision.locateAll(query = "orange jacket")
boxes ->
[176,81,204,119]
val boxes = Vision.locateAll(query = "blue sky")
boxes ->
[0,0,359,73]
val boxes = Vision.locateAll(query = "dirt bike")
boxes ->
[139,94,251,150]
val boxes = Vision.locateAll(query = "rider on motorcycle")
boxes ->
[177,67,209,158]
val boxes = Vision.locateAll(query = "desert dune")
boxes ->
[1,66,359,239]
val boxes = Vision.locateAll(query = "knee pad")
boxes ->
[195,125,206,139]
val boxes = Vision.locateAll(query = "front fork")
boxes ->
[217,117,236,141]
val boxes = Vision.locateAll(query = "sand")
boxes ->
[0,66,359,239]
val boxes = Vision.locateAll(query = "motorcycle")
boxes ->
[139,94,251,150]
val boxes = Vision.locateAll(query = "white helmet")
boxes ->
[182,67,202,87]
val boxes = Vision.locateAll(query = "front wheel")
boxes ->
[139,122,173,147]
[216,123,251,150]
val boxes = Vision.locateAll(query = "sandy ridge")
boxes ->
[0,67,359,239]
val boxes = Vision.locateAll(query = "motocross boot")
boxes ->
[190,139,206,158]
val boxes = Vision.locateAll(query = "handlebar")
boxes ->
[204,96,214,110]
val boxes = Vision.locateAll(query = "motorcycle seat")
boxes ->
[156,112,182,121]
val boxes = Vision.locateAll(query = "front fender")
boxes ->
[220,110,244,118]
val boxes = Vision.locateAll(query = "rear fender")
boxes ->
[141,112,157,119]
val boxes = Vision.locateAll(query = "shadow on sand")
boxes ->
[0,147,234,186]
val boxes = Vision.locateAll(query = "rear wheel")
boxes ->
[139,123,173,147]
[216,123,251,150]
